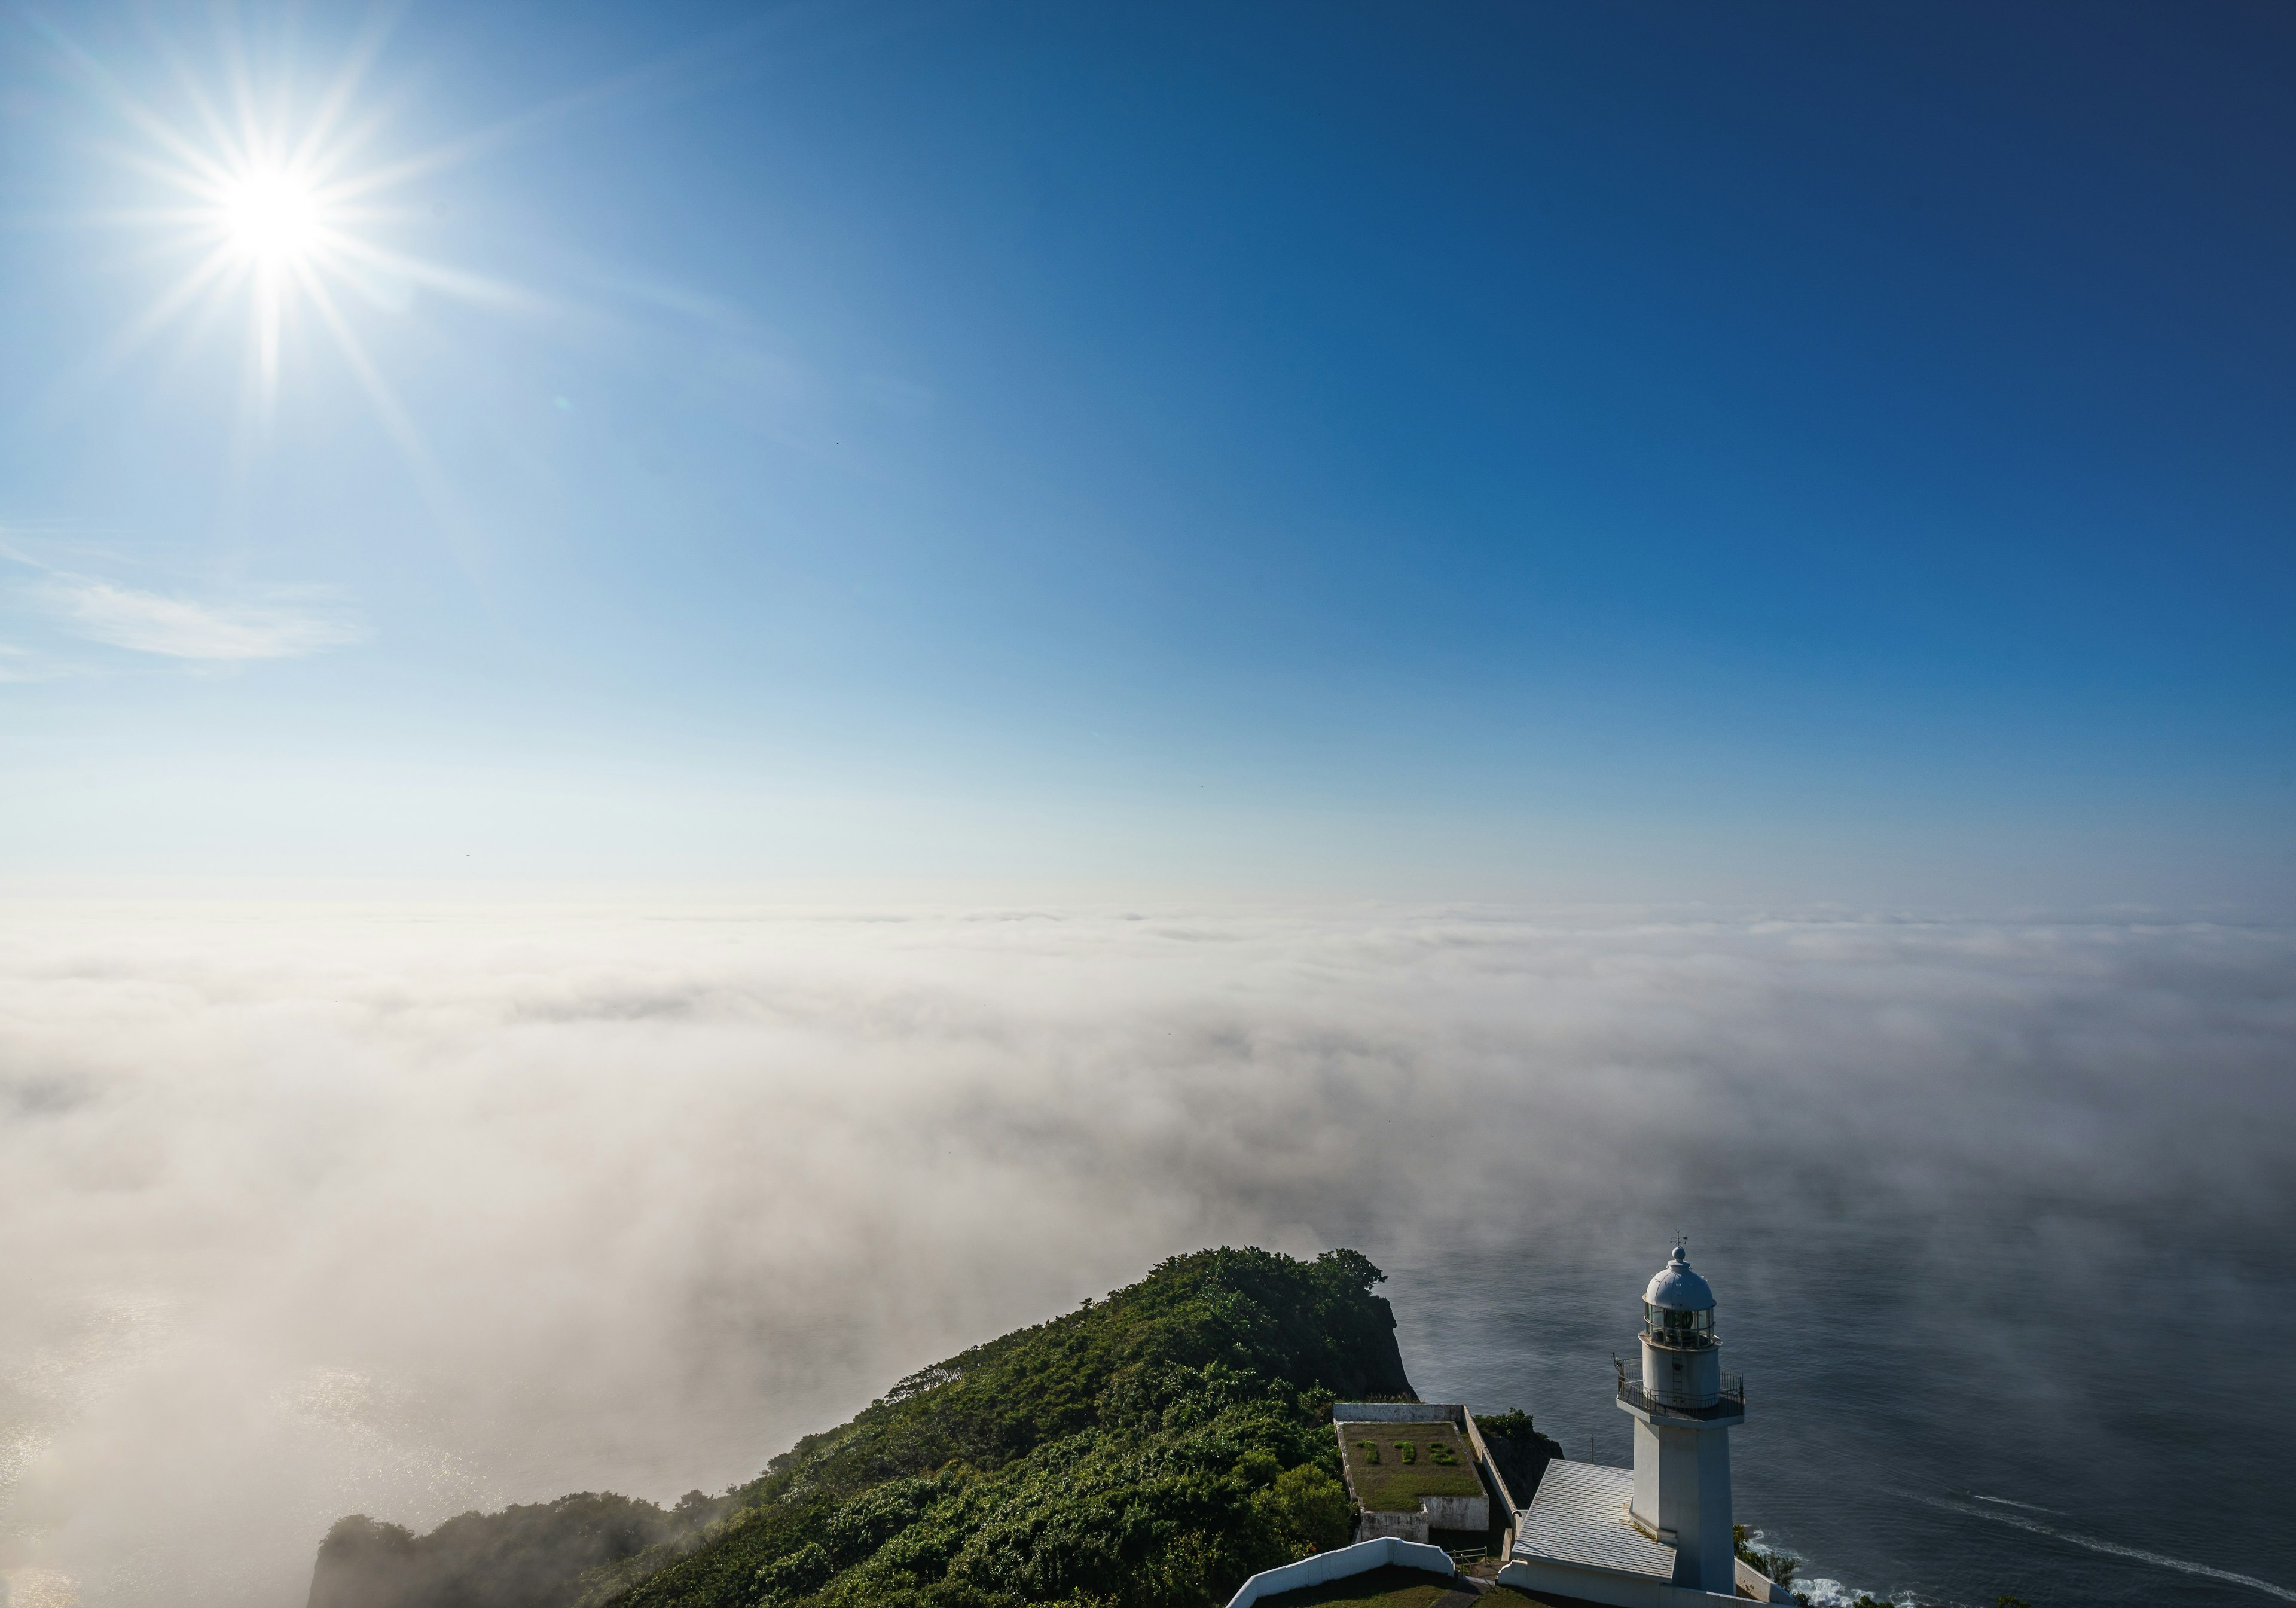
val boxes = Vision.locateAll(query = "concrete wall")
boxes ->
[1458,1408,1519,1553]
[1330,1402,1465,1424]
[1356,1507,1427,1542]
[1225,1537,1455,1608]
[1350,1495,1488,1542]
[1495,1555,1748,1608]
[1420,1494,1487,1530]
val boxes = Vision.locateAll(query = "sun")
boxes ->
[49,10,509,423]
[217,167,326,269]
[177,149,353,395]
[51,5,538,472]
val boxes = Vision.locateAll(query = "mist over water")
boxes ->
[1,903,2288,1607]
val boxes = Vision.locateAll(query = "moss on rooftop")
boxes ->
[1337,1421,1485,1512]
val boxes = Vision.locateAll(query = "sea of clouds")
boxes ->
[0,903,2288,1607]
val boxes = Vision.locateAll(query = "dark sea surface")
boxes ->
[1382,1210,2292,1608]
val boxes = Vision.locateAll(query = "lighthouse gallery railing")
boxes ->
[1614,1375,1745,1421]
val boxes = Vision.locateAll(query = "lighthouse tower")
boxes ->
[1618,1246,1744,1592]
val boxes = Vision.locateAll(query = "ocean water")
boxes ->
[1387,1211,2294,1608]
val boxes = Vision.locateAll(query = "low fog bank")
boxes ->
[0,904,2288,1606]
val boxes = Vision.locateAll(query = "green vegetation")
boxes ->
[309,1492,729,1608]
[1732,1524,1800,1590]
[309,1247,1409,1608]
[1336,1424,1481,1514]
[1470,1412,1562,1508]
[1251,1564,1460,1606]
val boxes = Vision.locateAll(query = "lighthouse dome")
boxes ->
[1644,1246,1715,1312]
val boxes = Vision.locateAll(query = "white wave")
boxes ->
[1965,1492,2062,1515]
[1791,1577,1913,1608]
[1920,1492,2295,1603]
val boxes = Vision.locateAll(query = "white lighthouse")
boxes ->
[1501,1246,1777,1605]
[1619,1246,1744,1592]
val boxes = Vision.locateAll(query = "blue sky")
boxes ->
[2,1,2292,905]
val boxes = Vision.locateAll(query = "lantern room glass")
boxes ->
[1646,1302,1715,1348]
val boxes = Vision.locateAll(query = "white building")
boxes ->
[1497,1247,1790,1607]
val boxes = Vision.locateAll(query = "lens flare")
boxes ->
[49,8,524,450]
[218,169,323,268]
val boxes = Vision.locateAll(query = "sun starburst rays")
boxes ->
[45,6,523,434]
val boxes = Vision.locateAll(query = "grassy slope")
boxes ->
[1335,1426,1483,1513]
[577,1247,1412,1608]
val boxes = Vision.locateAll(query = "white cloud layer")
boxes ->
[31,575,364,660]
[0,904,2286,1606]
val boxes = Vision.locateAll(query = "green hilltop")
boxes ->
[310,1247,1418,1608]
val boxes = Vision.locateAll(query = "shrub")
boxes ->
[1733,1525,1800,1589]
[1254,1464,1354,1556]
[752,1541,834,1603]
[1476,1409,1565,1508]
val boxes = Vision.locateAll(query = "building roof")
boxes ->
[1644,1246,1715,1312]
[1334,1421,1485,1513]
[1513,1460,1677,1580]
